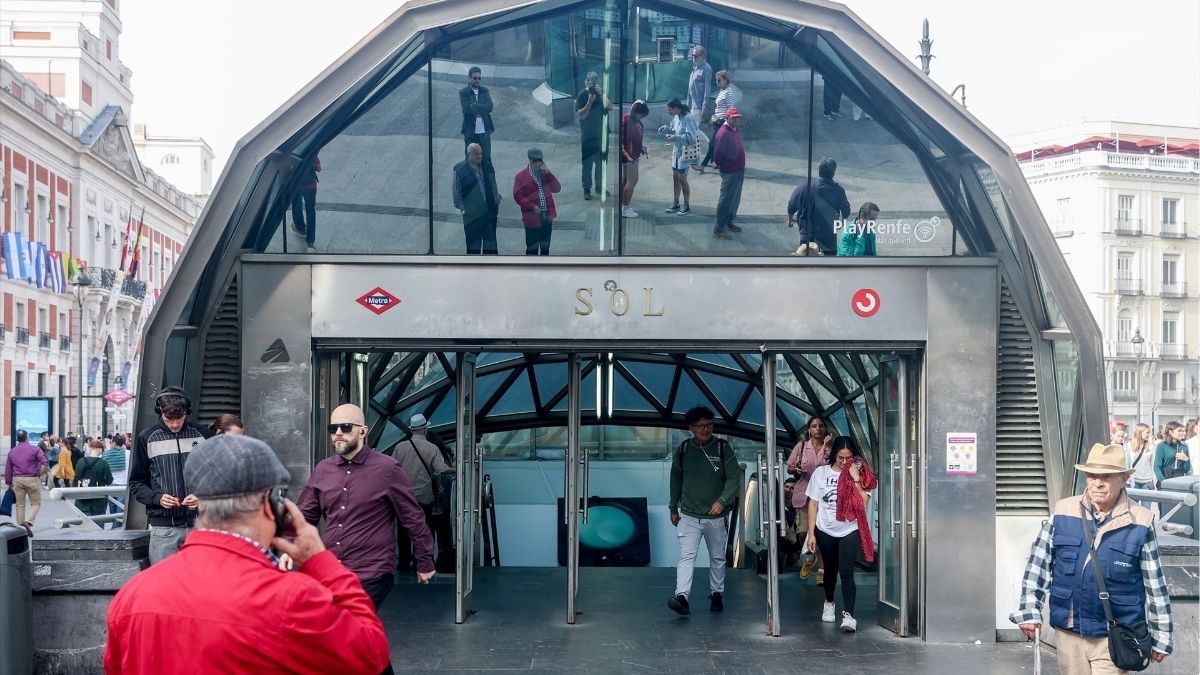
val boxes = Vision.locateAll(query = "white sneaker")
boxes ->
[821,601,835,622]
[621,206,638,218]
[840,611,857,632]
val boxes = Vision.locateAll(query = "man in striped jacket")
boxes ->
[128,387,211,563]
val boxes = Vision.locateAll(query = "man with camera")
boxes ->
[576,71,612,201]
[1011,443,1173,672]
[128,386,211,563]
[105,435,390,674]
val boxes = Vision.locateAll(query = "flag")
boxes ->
[128,207,147,279]
[48,251,67,293]
[118,207,136,272]
[2,231,29,280]
[66,255,78,281]
[30,242,48,289]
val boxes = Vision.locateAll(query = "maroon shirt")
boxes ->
[5,441,48,484]
[297,446,435,578]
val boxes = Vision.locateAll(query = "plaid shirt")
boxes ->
[1010,504,1173,655]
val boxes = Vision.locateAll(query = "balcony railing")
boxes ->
[1115,277,1143,295]
[79,267,148,301]
[1112,342,1140,358]
[1114,218,1142,236]
[1112,390,1137,402]
[59,335,71,350]
[16,327,30,344]
[1160,343,1189,359]
[1160,221,1187,238]
[1161,282,1187,298]
[1160,390,1186,403]
[38,331,51,348]
[0,323,5,342]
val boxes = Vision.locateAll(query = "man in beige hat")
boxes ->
[1011,443,1173,673]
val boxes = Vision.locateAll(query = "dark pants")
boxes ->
[714,171,744,234]
[463,132,492,161]
[397,502,455,571]
[359,573,396,675]
[581,141,606,194]
[814,528,860,614]
[699,118,724,167]
[291,188,317,244]
[463,213,498,254]
[823,82,843,115]
[525,215,553,255]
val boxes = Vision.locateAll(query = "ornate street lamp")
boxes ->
[1131,328,1145,424]
[72,274,93,438]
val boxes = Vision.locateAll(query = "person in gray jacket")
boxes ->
[394,414,455,571]
[452,142,502,254]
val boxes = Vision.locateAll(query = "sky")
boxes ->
[120,0,1200,178]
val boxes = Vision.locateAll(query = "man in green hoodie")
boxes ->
[668,406,741,615]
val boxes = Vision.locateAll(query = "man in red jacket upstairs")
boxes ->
[105,434,389,675]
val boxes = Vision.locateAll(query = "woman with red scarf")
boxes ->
[804,436,877,633]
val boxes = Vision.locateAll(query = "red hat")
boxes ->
[725,106,743,118]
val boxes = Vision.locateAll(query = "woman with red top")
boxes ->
[620,100,650,218]
[786,416,832,581]
[804,436,876,633]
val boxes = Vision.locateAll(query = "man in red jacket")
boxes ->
[105,435,389,675]
[513,147,561,255]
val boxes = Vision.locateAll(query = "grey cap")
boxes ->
[184,435,291,499]
[527,147,544,160]
[409,414,429,430]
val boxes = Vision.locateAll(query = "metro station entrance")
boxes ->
[315,346,923,638]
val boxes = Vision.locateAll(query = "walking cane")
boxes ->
[1033,627,1042,675]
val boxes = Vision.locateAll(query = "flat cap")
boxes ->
[527,147,544,160]
[184,435,291,499]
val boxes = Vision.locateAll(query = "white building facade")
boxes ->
[1,0,202,449]
[1012,122,1200,430]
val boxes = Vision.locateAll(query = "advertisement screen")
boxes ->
[11,397,54,446]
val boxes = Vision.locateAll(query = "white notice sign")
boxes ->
[946,432,978,475]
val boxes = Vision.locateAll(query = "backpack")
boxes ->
[76,457,97,487]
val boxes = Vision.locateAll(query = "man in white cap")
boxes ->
[105,435,389,674]
[1011,442,1173,672]
[394,414,453,571]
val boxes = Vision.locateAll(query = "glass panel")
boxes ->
[431,3,620,255]
[878,359,901,610]
[1053,341,1080,451]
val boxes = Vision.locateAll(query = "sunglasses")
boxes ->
[327,422,364,434]
[836,455,854,462]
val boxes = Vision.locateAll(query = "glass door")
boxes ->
[763,353,783,636]
[565,353,586,624]
[455,353,479,624]
[877,356,917,635]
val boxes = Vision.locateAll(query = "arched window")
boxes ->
[161,154,181,165]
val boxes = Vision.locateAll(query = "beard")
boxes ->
[333,436,361,456]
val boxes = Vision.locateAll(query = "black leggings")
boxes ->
[814,528,860,614]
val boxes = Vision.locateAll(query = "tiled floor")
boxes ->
[381,566,1052,674]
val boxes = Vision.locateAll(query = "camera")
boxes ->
[588,86,597,96]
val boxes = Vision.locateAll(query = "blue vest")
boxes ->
[1048,508,1148,637]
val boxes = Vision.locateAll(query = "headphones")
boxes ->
[154,387,193,416]
[268,486,290,538]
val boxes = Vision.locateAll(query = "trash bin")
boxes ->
[1160,475,1200,541]
[0,523,33,675]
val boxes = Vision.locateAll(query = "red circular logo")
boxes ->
[851,288,880,317]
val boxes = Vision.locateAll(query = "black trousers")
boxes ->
[525,216,552,255]
[581,141,606,193]
[291,189,317,244]
[359,573,396,675]
[463,132,492,161]
[463,213,498,254]
[814,527,860,614]
[699,118,724,167]
[823,82,843,115]
[397,502,455,571]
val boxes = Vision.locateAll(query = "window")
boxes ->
[1163,256,1179,285]
[1117,195,1134,222]
[36,194,49,242]
[202,158,210,172]
[1162,372,1178,392]
[58,311,66,336]
[1116,254,1133,280]
[82,81,93,105]
[106,39,112,60]
[16,302,27,329]
[13,31,51,41]
[38,307,47,333]
[1056,197,1071,229]
[37,373,46,396]
[14,371,23,397]
[13,183,27,226]
[1114,369,1135,391]
[161,154,180,165]
[1117,311,1132,342]
[1162,313,1178,344]
[1162,198,1178,225]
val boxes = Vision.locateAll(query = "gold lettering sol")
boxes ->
[574,287,664,317]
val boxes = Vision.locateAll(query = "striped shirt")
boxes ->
[1010,500,1173,654]
[713,84,743,120]
[102,447,129,484]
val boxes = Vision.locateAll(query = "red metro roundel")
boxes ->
[851,288,880,317]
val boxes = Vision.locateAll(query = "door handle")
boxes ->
[581,449,590,524]
[890,452,900,538]
[907,454,917,539]
[563,452,570,526]
[756,453,767,541]
[776,453,787,537]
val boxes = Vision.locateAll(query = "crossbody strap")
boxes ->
[1130,449,1145,469]
[412,440,436,482]
[1078,502,1117,625]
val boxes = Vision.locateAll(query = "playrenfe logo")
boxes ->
[356,287,401,315]
[834,217,941,243]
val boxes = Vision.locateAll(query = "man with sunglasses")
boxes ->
[513,147,561,255]
[668,406,740,615]
[298,404,435,616]
[459,66,494,161]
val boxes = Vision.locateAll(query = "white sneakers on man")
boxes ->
[840,611,857,632]
[821,601,835,622]
[621,206,638,218]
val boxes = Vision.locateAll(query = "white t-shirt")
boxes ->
[804,464,858,538]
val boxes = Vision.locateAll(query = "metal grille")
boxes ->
[197,276,240,422]
[996,281,1049,514]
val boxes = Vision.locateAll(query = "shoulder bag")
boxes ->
[412,440,455,517]
[1078,503,1153,672]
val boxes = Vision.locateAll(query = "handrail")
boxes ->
[480,474,500,567]
[48,486,126,530]
[49,486,126,500]
[1127,488,1197,537]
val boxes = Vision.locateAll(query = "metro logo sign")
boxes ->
[104,389,134,406]
[356,287,401,315]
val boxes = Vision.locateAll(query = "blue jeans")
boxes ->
[1129,480,1155,508]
